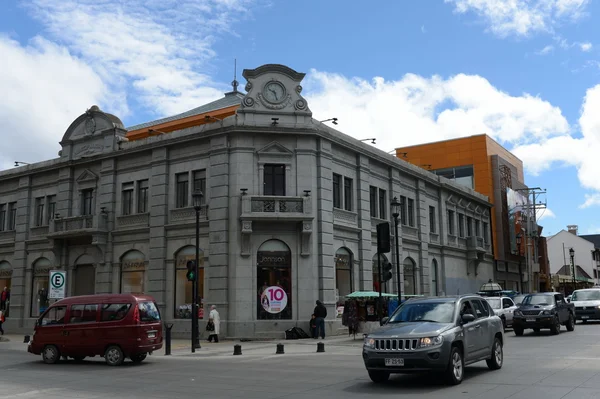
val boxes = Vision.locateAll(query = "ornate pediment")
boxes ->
[257,141,294,156]
[76,169,98,184]
[446,194,456,204]
[238,64,312,117]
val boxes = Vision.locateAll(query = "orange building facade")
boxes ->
[396,134,528,291]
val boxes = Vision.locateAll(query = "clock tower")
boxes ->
[237,64,312,126]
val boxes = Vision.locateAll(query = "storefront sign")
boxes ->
[34,267,52,277]
[122,260,146,271]
[257,251,290,267]
[260,286,288,314]
[176,252,204,268]
[0,269,12,277]
[49,270,66,299]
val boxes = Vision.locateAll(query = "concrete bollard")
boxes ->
[23,335,30,344]
[233,344,242,355]
[276,343,285,354]
[317,342,325,353]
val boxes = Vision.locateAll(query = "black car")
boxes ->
[512,292,575,335]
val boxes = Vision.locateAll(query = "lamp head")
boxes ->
[192,190,204,209]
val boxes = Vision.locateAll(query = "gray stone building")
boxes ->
[0,64,494,338]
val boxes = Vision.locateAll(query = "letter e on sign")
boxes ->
[49,270,67,299]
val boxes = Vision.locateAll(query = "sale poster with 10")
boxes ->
[261,286,288,314]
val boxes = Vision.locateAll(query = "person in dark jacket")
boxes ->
[313,300,327,339]
[309,314,317,338]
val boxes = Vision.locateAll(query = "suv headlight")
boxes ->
[419,336,443,348]
[364,337,376,349]
[542,310,554,315]
[514,310,522,316]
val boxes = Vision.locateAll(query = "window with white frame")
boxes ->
[122,182,134,216]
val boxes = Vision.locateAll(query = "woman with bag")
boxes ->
[207,305,220,343]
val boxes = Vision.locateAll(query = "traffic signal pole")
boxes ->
[377,251,383,321]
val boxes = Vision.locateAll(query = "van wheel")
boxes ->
[131,354,147,364]
[104,346,124,366]
[42,345,60,364]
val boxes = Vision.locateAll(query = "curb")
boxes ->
[0,337,9,342]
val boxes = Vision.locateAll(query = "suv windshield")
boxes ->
[572,290,600,301]
[486,298,501,310]
[522,295,553,306]
[388,301,455,324]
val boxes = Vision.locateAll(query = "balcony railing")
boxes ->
[241,196,312,221]
[49,215,106,237]
[466,236,486,252]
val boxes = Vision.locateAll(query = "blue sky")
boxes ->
[2,0,600,236]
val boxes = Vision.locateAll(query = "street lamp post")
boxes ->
[390,197,402,302]
[192,190,204,352]
[569,248,575,293]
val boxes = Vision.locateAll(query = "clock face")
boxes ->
[263,82,286,103]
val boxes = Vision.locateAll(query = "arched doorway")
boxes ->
[73,254,96,297]
[335,247,353,304]
[120,250,146,293]
[403,257,417,296]
[431,259,439,296]
[174,246,204,320]
[372,253,389,293]
[257,239,291,320]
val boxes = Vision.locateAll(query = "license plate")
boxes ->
[582,316,589,319]
[526,318,535,322]
[385,358,404,367]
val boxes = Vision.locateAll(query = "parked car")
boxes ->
[28,294,163,366]
[362,295,504,385]
[570,288,600,323]
[512,294,527,306]
[512,292,575,336]
[485,296,517,330]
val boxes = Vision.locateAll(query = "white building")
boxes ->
[547,226,597,286]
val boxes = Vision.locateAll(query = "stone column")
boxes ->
[416,180,429,295]
[11,175,32,326]
[389,168,403,296]
[97,158,117,294]
[207,136,230,334]
[148,147,169,315]
[356,154,372,291]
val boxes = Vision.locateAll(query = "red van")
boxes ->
[28,293,163,366]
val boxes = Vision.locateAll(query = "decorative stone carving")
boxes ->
[170,206,207,223]
[333,209,357,224]
[301,221,312,257]
[257,92,292,110]
[245,82,252,92]
[117,213,149,228]
[295,85,302,94]
[84,116,96,135]
[242,96,255,107]
[294,99,307,111]
[241,221,252,257]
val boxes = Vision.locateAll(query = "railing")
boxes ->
[241,196,311,221]
[117,213,150,228]
[250,197,303,213]
[466,236,486,252]
[49,215,105,236]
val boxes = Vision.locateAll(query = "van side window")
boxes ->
[70,304,98,323]
[101,303,131,322]
[41,306,67,326]
[138,301,161,322]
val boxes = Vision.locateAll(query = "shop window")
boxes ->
[403,257,417,296]
[174,246,204,320]
[335,248,353,305]
[257,240,292,320]
[120,250,146,294]
[372,254,389,293]
[31,257,52,317]
[263,164,285,196]
[0,261,12,315]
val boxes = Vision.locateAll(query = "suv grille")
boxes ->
[521,310,542,316]
[375,339,419,351]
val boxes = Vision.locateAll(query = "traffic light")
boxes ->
[382,260,393,282]
[186,260,196,282]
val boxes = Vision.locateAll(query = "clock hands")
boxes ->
[269,88,278,101]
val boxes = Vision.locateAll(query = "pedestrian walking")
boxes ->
[0,287,9,311]
[313,300,327,339]
[0,309,5,335]
[207,305,220,343]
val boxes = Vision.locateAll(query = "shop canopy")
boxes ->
[346,291,398,298]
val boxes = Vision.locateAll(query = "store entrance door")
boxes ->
[74,264,95,296]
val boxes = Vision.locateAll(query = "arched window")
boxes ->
[403,257,417,296]
[31,257,52,317]
[431,259,439,296]
[257,239,291,320]
[335,248,353,304]
[120,250,146,294]
[0,261,12,314]
[372,253,389,293]
[174,246,204,320]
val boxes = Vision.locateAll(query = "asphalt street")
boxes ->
[2,322,600,399]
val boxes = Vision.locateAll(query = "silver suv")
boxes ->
[362,295,505,385]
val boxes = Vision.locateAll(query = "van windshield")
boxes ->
[138,301,160,322]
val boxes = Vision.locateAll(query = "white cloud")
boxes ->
[579,42,593,52]
[421,25,427,33]
[537,208,556,220]
[580,194,600,209]
[304,70,569,154]
[513,84,600,194]
[536,45,554,55]
[25,0,257,116]
[446,0,590,37]
[0,35,108,170]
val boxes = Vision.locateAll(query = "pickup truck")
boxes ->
[512,292,575,336]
